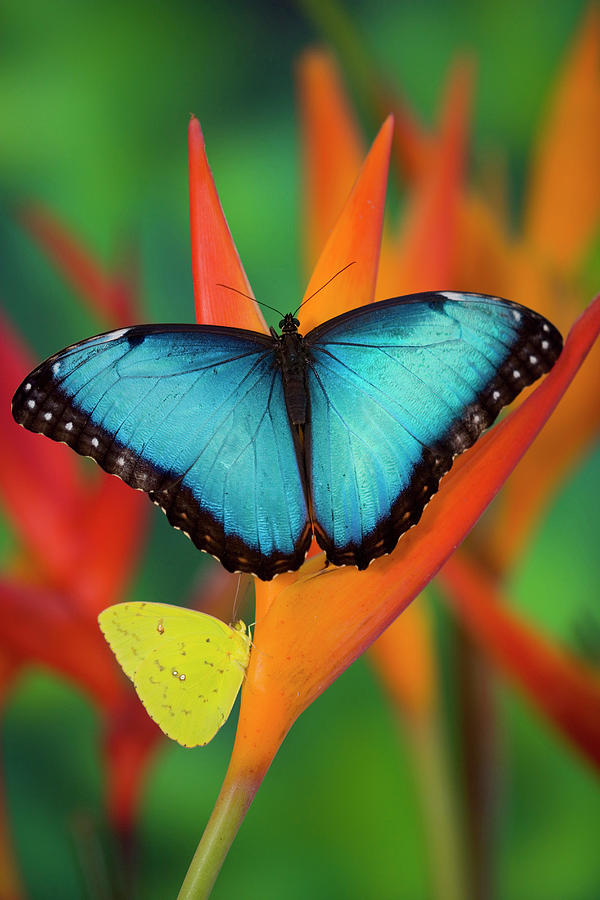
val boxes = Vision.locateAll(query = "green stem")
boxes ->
[176,774,258,900]
[405,712,467,900]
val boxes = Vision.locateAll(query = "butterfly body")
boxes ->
[12,292,562,579]
[274,319,310,425]
[98,602,251,747]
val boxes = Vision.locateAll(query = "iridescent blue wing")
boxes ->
[304,291,562,568]
[12,324,311,579]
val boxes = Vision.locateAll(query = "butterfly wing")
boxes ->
[304,291,562,568]
[12,324,311,579]
[98,602,251,747]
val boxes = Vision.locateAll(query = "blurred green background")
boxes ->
[1,1,599,898]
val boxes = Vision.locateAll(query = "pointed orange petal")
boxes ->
[188,117,266,332]
[525,5,600,271]
[298,116,393,332]
[369,598,436,722]
[440,552,600,769]
[234,295,600,782]
[20,204,140,327]
[297,49,365,275]
[379,59,472,297]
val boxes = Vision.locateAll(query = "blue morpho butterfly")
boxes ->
[12,289,562,580]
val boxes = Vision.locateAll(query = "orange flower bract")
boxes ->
[180,98,600,895]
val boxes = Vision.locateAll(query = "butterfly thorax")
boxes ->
[274,315,308,426]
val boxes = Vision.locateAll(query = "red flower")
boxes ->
[0,216,155,841]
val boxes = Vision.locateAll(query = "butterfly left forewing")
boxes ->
[304,291,562,569]
[12,324,311,580]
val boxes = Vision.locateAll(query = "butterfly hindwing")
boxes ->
[304,292,562,568]
[12,325,311,579]
[98,602,251,747]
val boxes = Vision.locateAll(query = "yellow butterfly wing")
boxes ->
[98,602,251,747]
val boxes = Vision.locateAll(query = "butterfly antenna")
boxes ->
[216,283,285,318]
[231,573,242,622]
[294,261,356,316]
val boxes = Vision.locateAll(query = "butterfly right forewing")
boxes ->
[304,292,562,569]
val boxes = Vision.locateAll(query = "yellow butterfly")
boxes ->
[98,601,251,747]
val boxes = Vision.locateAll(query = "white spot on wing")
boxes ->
[105,328,129,341]
[44,412,52,421]
[52,362,61,374]
[65,422,73,431]
[512,310,521,321]
[493,390,501,401]
[24,383,31,392]
[543,323,550,332]
[27,399,35,409]
[117,456,125,466]
[513,370,520,379]
[542,340,549,350]
[91,437,99,448]
[529,355,538,364]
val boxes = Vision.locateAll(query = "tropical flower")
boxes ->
[0,218,155,853]
[174,114,599,898]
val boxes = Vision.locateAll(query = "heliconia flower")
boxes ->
[177,111,600,896]
[0,217,156,840]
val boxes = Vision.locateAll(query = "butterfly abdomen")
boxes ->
[278,332,309,426]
